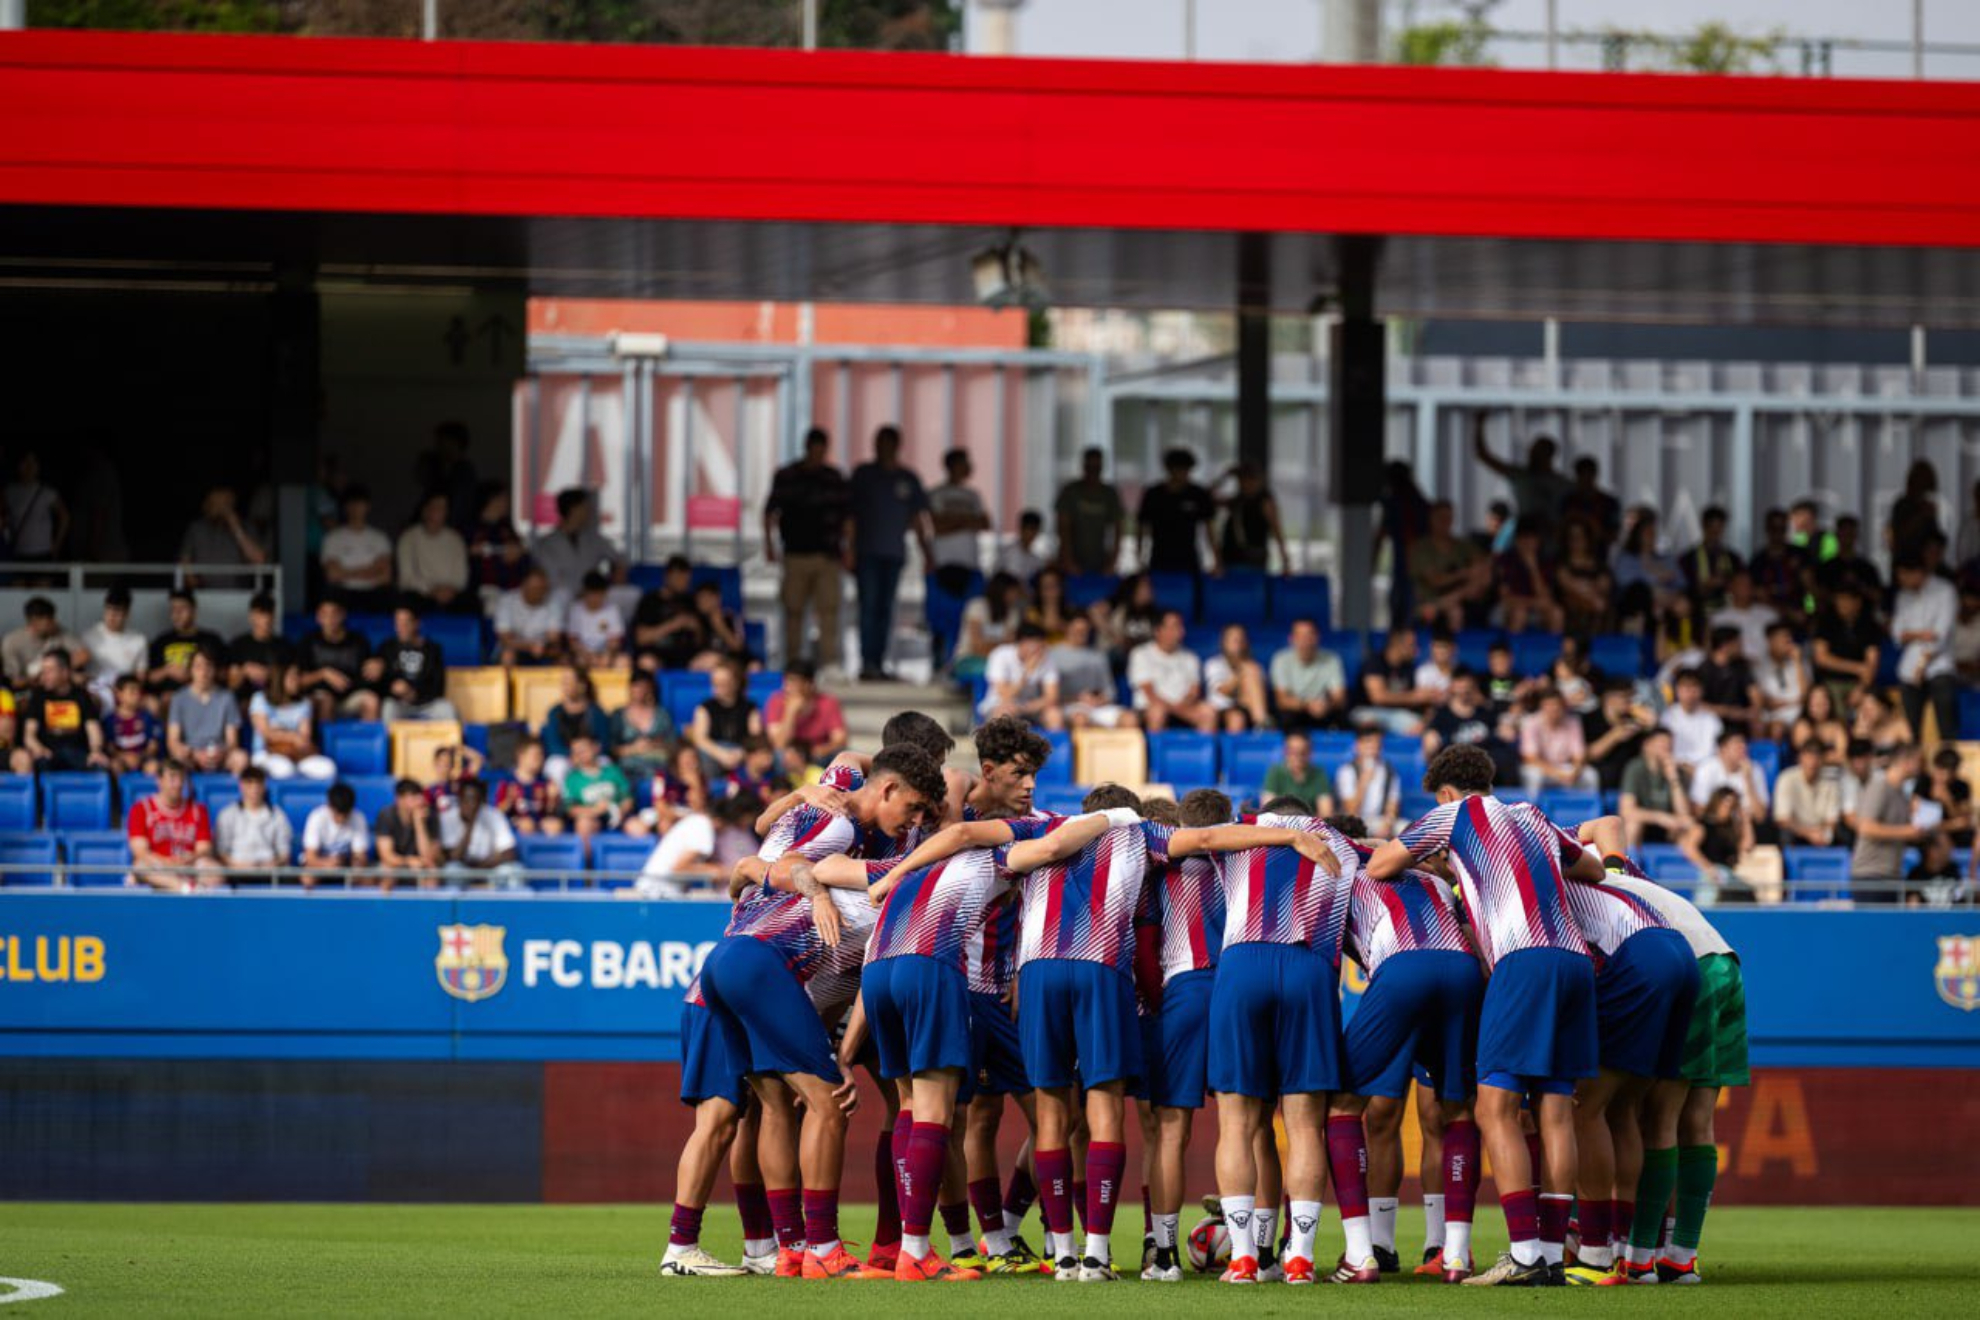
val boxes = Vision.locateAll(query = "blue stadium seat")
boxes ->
[1035,786,1090,816]
[661,672,714,731]
[1638,842,1686,873]
[1512,632,1564,678]
[925,571,982,662]
[1601,789,1623,816]
[1455,629,1499,674]
[1645,852,1697,885]
[0,833,59,886]
[1320,630,1366,690]
[281,611,314,643]
[1399,790,1438,824]
[519,834,587,891]
[626,562,669,592]
[692,565,745,616]
[1381,733,1421,763]
[1539,788,1602,825]
[117,770,159,812]
[39,771,112,831]
[1183,625,1223,659]
[271,780,329,838]
[1783,846,1851,902]
[1200,571,1269,629]
[1961,687,1980,740]
[1220,731,1282,793]
[1064,574,1120,608]
[1147,572,1199,620]
[1749,740,1782,789]
[462,723,491,759]
[62,830,130,886]
[1589,633,1646,680]
[190,771,238,803]
[594,834,656,878]
[1310,730,1355,767]
[744,620,767,661]
[324,722,389,775]
[1036,730,1073,786]
[1148,731,1218,787]
[346,774,397,824]
[0,778,34,832]
[348,613,396,649]
[1272,574,1331,630]
[423,615,486,668]
[1496,788,1534,806]
[746,671,785,711]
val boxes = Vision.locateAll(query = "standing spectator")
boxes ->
[1128,609,1215,733]
[227,593,292,706]
[1379,460,1433,627]
[1850,745,1928,899]
[375,778,443,886]
[396,491,471,613]
[1352,629,1432,736]
[538,668,611,783]
[565,572,628,669]
[763,661,849,761]
[1050,614,1133,729]
[1494,519,1564,633]
[1755,622,1810,744]
[320,486,395,609]
[845,425,932,681]
[214,766,294,878]
[1811,582,1884,711]
[296,598,380,724]
[378,606,457,723]
[1334,724,1400,838]
[1688,731,1772,841]
[1815,514,1881,605]
[104,675,162,773]
[1679,505,1742,611]
[978,622,1063,730]
[128,760,222,891]
[763,427,849,672]
[1471,417,1571,525]
[1054,446,1124,576]
[562,734,632,841]
[301,782,374,889]
[630,555,710,672]
[466,483,527,604]
[1708,570,1778,663]
[1582,680,1652,792]
[1619,727,1692,848]
[1263,729,1333,813]
[1891,554,1959,743]
[994,509,1048,583]
[1746,507,1809,618]
[1203,623,1270,732]
[1659,669,1723,775]
[1554,518,1615,636]
[1888,459,1943,563]
[1406,499,1489,631]
[497,737,564,835]
[1136,448,1219,576]
[145,589,227,702]
[1773,740,1843,848]
[609,670,677,781]
[166,650,245,774]
[1268,619,1347,731]
[530,488,626,600]
[1518,687,1598,797]
[80,586,147,709]
[1612,509,1687,633]
[955,571,1025,679]
[21,651,108,772]
[689,660,762,776]
[927,447,991,595]
[493,564,568,667]
[2,596,88,687]
[178,484,267,587]
[1214,461,1289,573]
[1697,626,1762,736]
[415,421,480,529]
[440,779,524,889]
[248,661,335,780]
[1922,746,1975,849]
[3,450,67,563]
[1561,456,1621,549]
[1837,737,1877,835]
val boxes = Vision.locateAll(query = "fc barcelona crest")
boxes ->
[1934,935,1980,1012]
[437,924,509,1003]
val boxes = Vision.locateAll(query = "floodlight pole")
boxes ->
[423,0,438,41]
[0,0,24,30]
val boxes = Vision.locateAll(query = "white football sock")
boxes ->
[1370,1196,1399,1251]
[1420,1194,1445,1252]
[1084,1232,1111,1264]
[809,1236,840,1258]
[1051,1230,1077,1261]
[1155,1213,1180,1249]
[1221,1195,1256,1258]
[1343,1215,1373,1265]
[743,1236,776,1258]
[982,1227,1013,1257]
[902,1232,930,1258]
[1444,1220,1473,1267]
[1286,1200,1321,1263]
[1252,1205,1277,1261]
[949,1231,975,1256]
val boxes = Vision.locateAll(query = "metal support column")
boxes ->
[1332,235,1385,632]
[269,264,319,613]
[1236,233,1271,473]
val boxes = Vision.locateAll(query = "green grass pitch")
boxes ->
[1,1203,1974,1315]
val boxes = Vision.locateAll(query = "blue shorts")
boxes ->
[969,990,1029,1096]
[1476,946,1598,1087]
[1597,928,1702,1080]
[679,1001,747,1109]
[1207,942,1344,1099]
[698,935,841,1083]
[1344,950,1485,1102]
[863,954,973,1081]
[1144,968,1215,1110]
[1017,960,1141,1090]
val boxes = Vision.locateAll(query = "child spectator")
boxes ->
[492,564,567,667]
[539,668,610,782]
[565,571,628,669]
[215,766,294,880]
[1333,724,1400,838]
[609,670,677,781]
[104,674,162,773]
[562,733,632,840]
[80,585,147,710]
[495,736,563,835]
[374,778,444,887]
[396,490,471,613]
[166,650,246,774]
[21,651,109,772]
[423,744,483,818]
[301,781,374,889]
[689,660,762,776]
[629,744,712,838]
[247,661,335,780]
[128,759,222,892]
[145,589,227,702]
[296,598,380,724]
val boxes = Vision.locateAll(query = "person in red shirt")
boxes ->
[762,662,849,765]
[126,758,223,892]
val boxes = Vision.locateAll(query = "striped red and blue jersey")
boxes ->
[684,969,705,1008]
[868,819,1055,972]
[723,806,870,981]
[1345,870,1471,979]
[1213,813,1361,963]
[821,762,864,792]
[1013,820,1162,979]
[1561,876,1670,965]
[1136,849,1226,984]
[961,805,1057,993]
[1396,796,1591,968]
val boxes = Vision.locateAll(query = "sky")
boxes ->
[973,0,1980,79]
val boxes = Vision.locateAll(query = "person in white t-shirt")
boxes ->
[1688,730,1772,837]
[977,622,1063,729]
[439,779,523,889]
[492,564,568,666]
[1707,569,1778,664]
[927,448,991,593]
[1412,631,1460,701]
[1659,668,1724,775]
[80,585,148,709]
[300,783,373,888]
[1127,609,1216,733]
[564,572,627,669]
[1892,554,1960,744]
[319,487,395,609]
[993,509,1049,583]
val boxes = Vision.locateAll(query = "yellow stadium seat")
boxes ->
[445,667,510,724]
[1074,728,1147,788]
[391,720,465,783]
[510,668,566,731]
[589,667,630,712]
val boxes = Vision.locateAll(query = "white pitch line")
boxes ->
[0,1279,63,1305]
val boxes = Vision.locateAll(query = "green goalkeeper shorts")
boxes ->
[1681,952,1750,1089]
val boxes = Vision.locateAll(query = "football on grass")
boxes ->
[1186,1217,1231,1273]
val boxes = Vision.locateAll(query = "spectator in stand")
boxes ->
[1548,637,1598,713]
[636,743,712,838]
[0,690,19,773]
[1891,553,1960,743]
[1888,459,1942,563]
[166,650,245,774]
[764,427,849,673]
[2,596,87,687]
[1689,731,1772,840]
[1353,628,1432,736]
[104,674,162,773]
[1024,566,1077,643]
[1659,668,1723,775]
[1851,744,1927,899]
[1472,499,1514,558]
[21,651,108,772]
[440,779,524,889]
[955,571,1025,680]
[530,487,625,600]
[80,586,147,710]
[1555,518,1614,635]
[691,580,750,665]
[562,733,632,841]
[995,509,1048,583]
[632,793,760,898]
[1051,614,1133,729]
[1582,680,1652,792]
[466,483,527,606]
[1811,581,1884,711]
[248,661,335,780]
[565,571,628,669]
[493,563,568,667]
[424,744,480,818]
[927,447,991,595]
[1613,508,1687,634]
[764,661,848,762]
[1681,786,1756,904]
[1922,744,1975,850]
[1378,460,1433,625]
[296,598,380,724]
[1263,729,1334,813]
[375,778,444,887]
[1787,498,1835,564]
[320,487,395,609]
[609,670,676,781]
[128,759,222,891]
[1214,461,1289,573]
[1619,726,1693,848]
[301,781,373,889]
[1412,629,1460,702]
[3,449,68,564]
[227,593,291,707]
[1471,416,1571,525]
[496,736,563,835]
[1851,686,1913,750]
[396,490,471,613]
[1481,638,1537,712]
[215,766,293,880]
[846,424,933,681]
[1816,514,1881,607]
[1334,724,1401,839]
[978,621,1063,730]
[1746,507,1809,619]
[1679,505,1742,612]
[725,737,788,802]
[1958,478,1980,567]
[1495,518,1564,633]
[1838,736,1877,836]
[1907,834,1963,906]
[1654,594,1705,679]
[1954,579,1980,681]
[1709,570,1777,664]
[630,555,711,672]
[1561,456,1622,549]
[415,421,480,529]
[1268,618,1346,732]
[1128,609,1215,733]
[1773,740,1843,849]
[1755,621,1810,744]
[689,660,762,776]
[1518,686,1597,797]
[1406,499,1490,631]
[539,668,611,783]
[1054,446,1124,576]
[1422,669,1517,784]
[378,605,457,723]
[179,484,267,588]
[1102,573,1163,668]
[1137,448,1219,577]
[1791,682,1851,766]
[1203,623,1270,732]
[145,589,228,703]
[1697,626,1762,736]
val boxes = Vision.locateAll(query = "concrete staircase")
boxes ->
[832,678,979,771]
